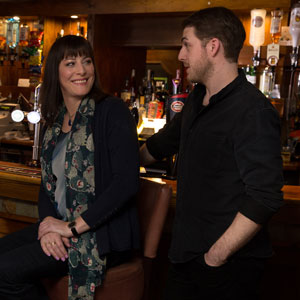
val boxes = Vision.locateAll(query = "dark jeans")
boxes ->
[0,223,68,300]
[164,254,266,300]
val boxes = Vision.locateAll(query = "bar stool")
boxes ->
[41,177,172,300]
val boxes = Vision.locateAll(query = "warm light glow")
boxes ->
[13,16,20,21]
[27,111,41,124]
[11,109,24,122]
[71,15,79,19]
[139,117,166,134]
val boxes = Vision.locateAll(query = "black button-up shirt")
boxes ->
[147,71,284,263]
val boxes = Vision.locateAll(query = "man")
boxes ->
[140,7,283,300]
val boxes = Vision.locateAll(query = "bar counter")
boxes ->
[1,160,300,236]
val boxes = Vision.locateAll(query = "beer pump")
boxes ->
[11,83,42,167]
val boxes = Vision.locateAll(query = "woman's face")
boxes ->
[58,55,95,102]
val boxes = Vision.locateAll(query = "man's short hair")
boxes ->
[182,7,246,63]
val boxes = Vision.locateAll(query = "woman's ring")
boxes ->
[50,241,56,246]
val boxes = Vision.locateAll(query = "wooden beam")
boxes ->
[0,0,292,16]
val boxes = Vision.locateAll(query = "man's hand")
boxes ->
[204,212,261,267]
[40,232,70,261]
[204,251,227,267]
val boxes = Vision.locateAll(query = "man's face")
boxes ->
[178,26,213,84]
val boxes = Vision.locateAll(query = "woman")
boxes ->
[0,35,140,300]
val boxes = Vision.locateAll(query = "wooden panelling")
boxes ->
[0,214,35,236]
[43,17,88,60]
[92,15,147,95]
[0,177,39,202]
[0,0,291,16]
[111,14,184,48]
[146,49,181,78]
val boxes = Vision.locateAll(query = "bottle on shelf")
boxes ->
[144,69,153,113]
[120,78,131,105]
[138,95,147,120]
[147,93,158,119]
[172,69,181,95]
[156,82,169,118]
[0,18,6,47]
[129,68,137,105]
[128,95,139,125]
[259,66,272,97]
[6,17,19,49]
[270,83,281,99]
[270,8,283,44]
[289,2,300,67]
[19,23,29,45]
[249,9,266,66]
[247,65,257,86]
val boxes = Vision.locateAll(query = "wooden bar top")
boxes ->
[160,178,300,204]
[0,138,33,147]
[0,161,300,204]
[0,161,40,203]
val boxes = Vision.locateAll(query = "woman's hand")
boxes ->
[40,232,71,261]
[38,216,72,240]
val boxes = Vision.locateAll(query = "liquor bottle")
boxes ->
[129,95,139,125]
[289,2,300,67]
[147,93,158,119]
[270,8,283,44]
[172,69,181,95]
[9,47,16,65]
[76,22,81,36]
[290,2,300,49]
[270,83,281,99]
[247,65,257,85]
[120,78,131,105]
[0,18,6,46]
[249,9,266,66]
[129,68,137,105]
[0,49,4,66]
[19,23,29,44]
[156,82,169,118]
[259,66,272,96]
[144,69,153,112]
[6,17,19,48]
[138,95,147,119]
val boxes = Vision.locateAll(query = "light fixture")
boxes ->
[27,111,41,124]
[11,109,24,122]
[71,15,78,19]
[13,16,20,21]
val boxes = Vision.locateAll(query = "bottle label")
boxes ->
[252,16,264,28]
[291,8,300,28]
[171,101,184,113]
[247,75,256,85]
[270,18,280,34]
[267,44,279,66]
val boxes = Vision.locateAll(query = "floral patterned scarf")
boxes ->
[40,97,106,300]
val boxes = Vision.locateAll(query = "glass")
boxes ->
[281,146,291,163]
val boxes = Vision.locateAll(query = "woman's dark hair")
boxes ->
[39,35,106,126]
[182,7,246,63]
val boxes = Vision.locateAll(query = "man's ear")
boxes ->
[207,38,221,57]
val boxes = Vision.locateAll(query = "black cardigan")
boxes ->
[38,96,140,255]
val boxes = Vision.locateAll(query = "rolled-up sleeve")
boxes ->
[234,105,284,224]
[146,111,182,160]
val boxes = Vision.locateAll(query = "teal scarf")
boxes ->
[40,97,106,300]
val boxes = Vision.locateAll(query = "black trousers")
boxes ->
[0,222,132,300]
[164,254,266,300]
[0,223,68,300]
